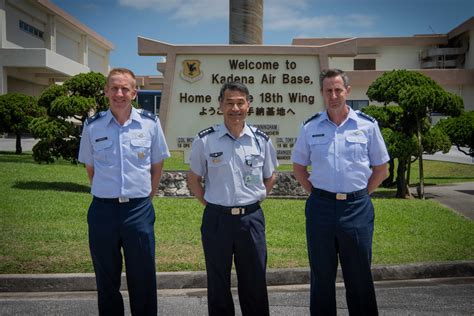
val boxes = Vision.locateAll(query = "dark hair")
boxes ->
[319,69,349,89]
[218,81,250,102]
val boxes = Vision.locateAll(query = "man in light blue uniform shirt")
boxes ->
[292,69,389,316]
[78,68,170,315]
[187,81,278,316]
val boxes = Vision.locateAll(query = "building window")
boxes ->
[137,90,162,114]
[19,20,44,40]
[354,59,375,70]
[347,100,369,111]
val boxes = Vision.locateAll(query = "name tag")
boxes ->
[95,137,108,142]
[244,175,259,186]
[312,133,324,137]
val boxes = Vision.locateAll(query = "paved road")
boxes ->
[423,146,473,165]
[0,137,38,152]
[1,277,472,315]
[420,182,474,220]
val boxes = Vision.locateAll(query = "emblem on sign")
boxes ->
[180,59,203,83]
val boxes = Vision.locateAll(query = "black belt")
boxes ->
[93,196,148,204]
[206,202,261,215]
[312,188,368,201]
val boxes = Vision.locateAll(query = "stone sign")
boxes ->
[138,38,356,162]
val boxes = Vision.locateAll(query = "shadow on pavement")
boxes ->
[457,190,474,195]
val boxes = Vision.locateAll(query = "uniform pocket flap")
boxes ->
[93,139,113,151]
[131,139,152,147]
[346,136,367,144]
[308,136,329,145]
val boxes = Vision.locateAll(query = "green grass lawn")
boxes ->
[407,159,474,185]
[0,151,473,273]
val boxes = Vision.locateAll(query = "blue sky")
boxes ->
[52,0,473,76]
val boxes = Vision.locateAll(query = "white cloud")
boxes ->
[172,0,227,22]
[118,0,227,24]
[265,0,377,37]
[118,0,376,35]
[118,0,184,11]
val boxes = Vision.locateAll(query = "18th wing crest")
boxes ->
[180,59,203,83]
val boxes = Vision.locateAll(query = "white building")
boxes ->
[0,0,113,96]
[293,17,474,111]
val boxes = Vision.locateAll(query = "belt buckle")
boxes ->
[118,197,129,203]
[336,193,347,200]
[231,207,244,215]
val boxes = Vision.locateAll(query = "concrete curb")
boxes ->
[1,261,473,292]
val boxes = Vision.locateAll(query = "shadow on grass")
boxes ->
[0,152,80,166]
[408,183,438,187]
[13,181,90,193]
[424,177,474,181]
[372,190,443,200]
[0,151,37,164]
[371,191,398,199]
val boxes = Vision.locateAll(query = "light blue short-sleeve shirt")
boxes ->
[189,123,278,206]
[78,108,170,198]
[291,107,389,193]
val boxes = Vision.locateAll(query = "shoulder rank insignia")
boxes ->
[303,112,321,126]
[85,111,105,125]
[198,126,215,138]
[138,109,158,121]
[255,128,269,141]
[355,110,376,123]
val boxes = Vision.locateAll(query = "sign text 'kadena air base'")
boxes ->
[137,37,358,162]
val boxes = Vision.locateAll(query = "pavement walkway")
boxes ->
[423,146,473,165]
[417,182,474,220]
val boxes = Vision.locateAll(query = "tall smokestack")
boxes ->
[229,0,263,44]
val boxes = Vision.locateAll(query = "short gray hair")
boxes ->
[319,69,349,89]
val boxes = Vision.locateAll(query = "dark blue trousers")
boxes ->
[306,189,378,316]
[88,197,157,316]
[201,204,269,316]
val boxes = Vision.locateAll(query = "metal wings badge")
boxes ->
[180,59,203,83]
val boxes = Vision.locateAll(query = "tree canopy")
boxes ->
[0,93,45,154]
[437,111,474,157]
[366,70,463,198]
[29,72,108,163]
